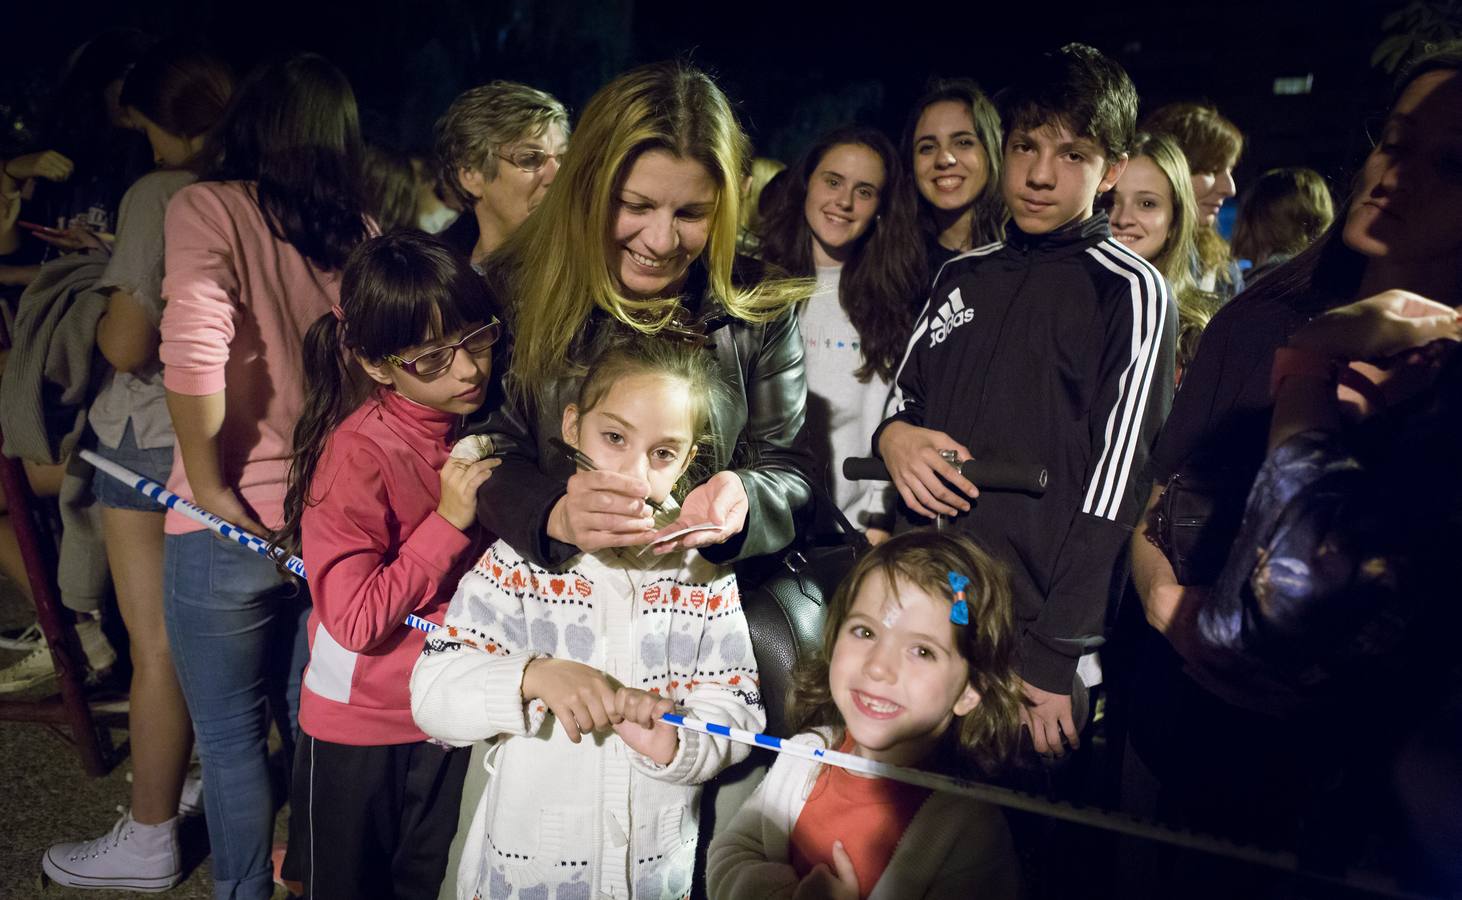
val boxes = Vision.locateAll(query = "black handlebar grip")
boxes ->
[842,457,1048,496]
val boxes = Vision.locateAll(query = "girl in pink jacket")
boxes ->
[271,231,501,900]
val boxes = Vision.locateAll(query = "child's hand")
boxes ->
[612,687,679,765]
[876,421,978,519]
[521,658,618,744]
[1018,678,1078,757]
[792,840,859,900]
[437,456,500,531]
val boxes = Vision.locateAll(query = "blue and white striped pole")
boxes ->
[81,449,306,578]
[79,449,440,636]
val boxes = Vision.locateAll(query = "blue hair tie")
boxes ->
[947,571,971,626]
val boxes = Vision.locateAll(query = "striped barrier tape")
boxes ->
[78,448,1424,896]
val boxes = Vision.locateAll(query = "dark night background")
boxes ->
[2,0,1435,204]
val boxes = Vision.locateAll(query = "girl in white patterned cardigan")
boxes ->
[411,333,764,900]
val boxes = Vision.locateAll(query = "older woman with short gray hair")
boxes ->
[434,81,569,265]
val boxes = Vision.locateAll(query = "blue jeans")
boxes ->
[163,530,309,900]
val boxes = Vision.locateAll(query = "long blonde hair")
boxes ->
[1125,132,1216,372]
[1128,133,1198,295]
[493,61,805,393]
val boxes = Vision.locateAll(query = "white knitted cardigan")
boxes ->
[411,535,765,900]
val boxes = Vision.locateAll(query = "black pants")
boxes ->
[285,735,470,900]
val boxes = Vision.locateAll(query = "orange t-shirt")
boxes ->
[788,738,931,898]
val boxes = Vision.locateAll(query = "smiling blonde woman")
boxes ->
[473,61,814,573]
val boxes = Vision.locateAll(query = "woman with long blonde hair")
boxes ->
[475,60,813,568]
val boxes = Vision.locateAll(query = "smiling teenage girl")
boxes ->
[903,79,1006,276]
[1107,132,1214,383]
[759,127,923,540]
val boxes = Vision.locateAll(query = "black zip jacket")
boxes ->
[876,213,1176,693]
[469,259,815,569]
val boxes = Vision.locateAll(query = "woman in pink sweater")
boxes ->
[271,232,500,899]
[157,54,370,900]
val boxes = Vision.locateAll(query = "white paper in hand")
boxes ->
[650,522,723,545]
[450,434,496,461]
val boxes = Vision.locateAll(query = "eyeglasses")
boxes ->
[496,147,565,173]
[386,319,502,377]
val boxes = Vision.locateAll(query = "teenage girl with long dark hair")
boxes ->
[157,53,370,900]
[759,126,925,539]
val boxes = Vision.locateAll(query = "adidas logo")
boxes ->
[928,287,974,346]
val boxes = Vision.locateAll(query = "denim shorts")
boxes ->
[90,422,174,512]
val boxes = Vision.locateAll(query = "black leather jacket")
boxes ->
[470,261,815,569]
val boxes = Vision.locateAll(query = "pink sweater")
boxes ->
[299,389,487,745]
[159,180,342,535]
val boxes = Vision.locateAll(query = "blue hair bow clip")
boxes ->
[947,571,971,626]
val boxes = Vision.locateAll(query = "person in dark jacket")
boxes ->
[1123,43,1462,866]
[471,61,814,570]
[876,44,1175,757]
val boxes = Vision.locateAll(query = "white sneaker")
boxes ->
[178,766,204,817]
[42,810,181,892]
[75,615,117,674]
[0,621,41,651]
[0,617,116,694]
[0,643,57,694]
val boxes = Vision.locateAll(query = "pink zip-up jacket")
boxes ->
[300,388,488,744]
[159,180,342,535]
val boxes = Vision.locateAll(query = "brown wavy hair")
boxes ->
[786,529,1023,775]
[1231,167,1334,266]
[758,125,925,382]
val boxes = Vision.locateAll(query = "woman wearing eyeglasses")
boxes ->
[434,80,569,266]
[156,55,371,900]
[471,61,814,572]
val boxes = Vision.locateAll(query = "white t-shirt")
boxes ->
[797,266,896,528]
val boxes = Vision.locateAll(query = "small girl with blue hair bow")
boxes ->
[710,529,1025,899]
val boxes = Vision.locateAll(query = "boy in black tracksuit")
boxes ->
[875,44,1176,756]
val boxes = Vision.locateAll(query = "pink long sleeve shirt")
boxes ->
[299,388,488,745]
[159,180,341,535]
